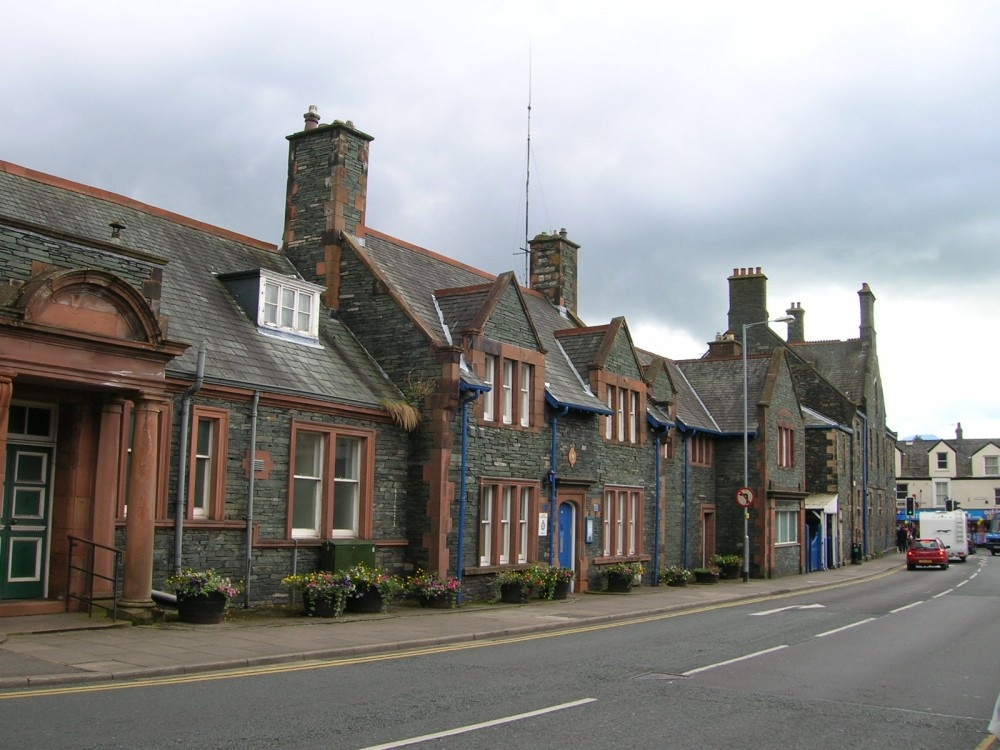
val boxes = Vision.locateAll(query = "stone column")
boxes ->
[119,394,163,622]
[91,397,126,598]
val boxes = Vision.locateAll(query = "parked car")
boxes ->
[906,538,949,570]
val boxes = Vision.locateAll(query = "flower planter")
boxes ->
[606,573,633,593]
[720,565,741,580]
[694,571,720,584]
[499,582,531,604]
[419,593,454,609]
[176,591,228,624]
[303,591,342,617]
[346,586,385,614]
[551,580,571,600]
[665,579,688,587]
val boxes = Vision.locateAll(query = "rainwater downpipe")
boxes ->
[652,427,665,585]
[173,344,206,574]
[456,384,484,605]
[860,411,869,557]
[548,406,570,567]
[243,390,260,608]
[682,429,691,569]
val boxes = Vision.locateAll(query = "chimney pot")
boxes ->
[304,105,321,130]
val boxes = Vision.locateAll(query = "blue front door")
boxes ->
[558,502,575,570]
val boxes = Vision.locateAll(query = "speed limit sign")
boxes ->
[736,487,754,507]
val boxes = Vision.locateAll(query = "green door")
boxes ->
[1,444,54,599]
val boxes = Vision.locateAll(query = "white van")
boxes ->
[918,511,969,562]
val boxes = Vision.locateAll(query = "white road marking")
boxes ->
[356,698,597,749]
[750,604,826,616]
[681,645,788,676]
[815,617,876,638]
[889,601,924,614]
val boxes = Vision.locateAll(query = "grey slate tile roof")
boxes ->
[0,163,398,408]
[676,355,774,434]
[355,229,608,413]
[897,437,1000,476]
[788,339,868,403]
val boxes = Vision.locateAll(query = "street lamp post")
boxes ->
[741,316,794,582]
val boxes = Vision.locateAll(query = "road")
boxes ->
[2,556,998,749]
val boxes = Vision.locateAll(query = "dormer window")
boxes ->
[261,272,318,338]
[219,269,322,343]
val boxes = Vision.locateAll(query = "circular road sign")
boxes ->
[736,487,754,507]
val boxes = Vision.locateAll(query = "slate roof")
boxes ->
[675,355,775,434]
[0,162,398,408]
[897,437,1000,477]
[788,338,868,404]
[354,229,609,413]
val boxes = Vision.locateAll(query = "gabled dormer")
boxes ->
[437,272,546,430]
[219,268,322,344]
[972,441,1000,477]
[928,440,956,477]
[557,317,648,445]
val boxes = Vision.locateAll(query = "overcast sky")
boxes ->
[4,1,999,441]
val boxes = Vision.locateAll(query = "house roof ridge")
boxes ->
[0,160,278,253]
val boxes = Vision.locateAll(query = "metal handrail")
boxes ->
[66,535,123,620]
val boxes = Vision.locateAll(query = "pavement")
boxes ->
[0,555,906,690]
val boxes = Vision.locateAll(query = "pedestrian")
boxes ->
[896,524,908,553]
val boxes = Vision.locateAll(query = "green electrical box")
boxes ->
[319,540,376,572]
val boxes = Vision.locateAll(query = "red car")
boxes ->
[907,538,949,570]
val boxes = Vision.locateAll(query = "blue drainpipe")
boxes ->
[649,420,672,585]
[682,428,691,569]
[549,406,570,566]
[457,383,485,605]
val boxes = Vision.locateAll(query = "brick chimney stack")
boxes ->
[283,106,373,309]
[529,228,580,316]
[785,301,805,342]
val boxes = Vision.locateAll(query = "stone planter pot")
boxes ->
[418,593,455,609]
[665,579,688,587]
[551,580,571,600]
[606,573,633,593]
[720,565,741,580]
[346,586,385,613]
[499,582,531,604]
[694,571,720,584]
[176,591,228,624]
[303,591,342,617]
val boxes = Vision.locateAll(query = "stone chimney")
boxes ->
[785,301,805,343]
[858,282,876,345]
[529,228,579,315]
[727,267,769,335]
[283,106,374,309]
[705,331,741,359]
[956,422,963,440]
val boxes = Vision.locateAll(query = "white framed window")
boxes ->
[292,430,324,538]
[190,407,229,521]
[984,455,998,476]
[479,480,537,566]
[629,392,638,443]
[934,480,949,507]
[936,452,948,470]
[483,355,496,422]
[333,436,361,537]
[479,487,494,565]
[602,487,643,558]
[502,359,514,424]
[519,364,532,427]
[290,424,372,540]
[259,271,320,338]
[776,510,798,544]
[603,384,641,444]
[518,487,530,563]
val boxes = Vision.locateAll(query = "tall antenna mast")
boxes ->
[520,48,533,285]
